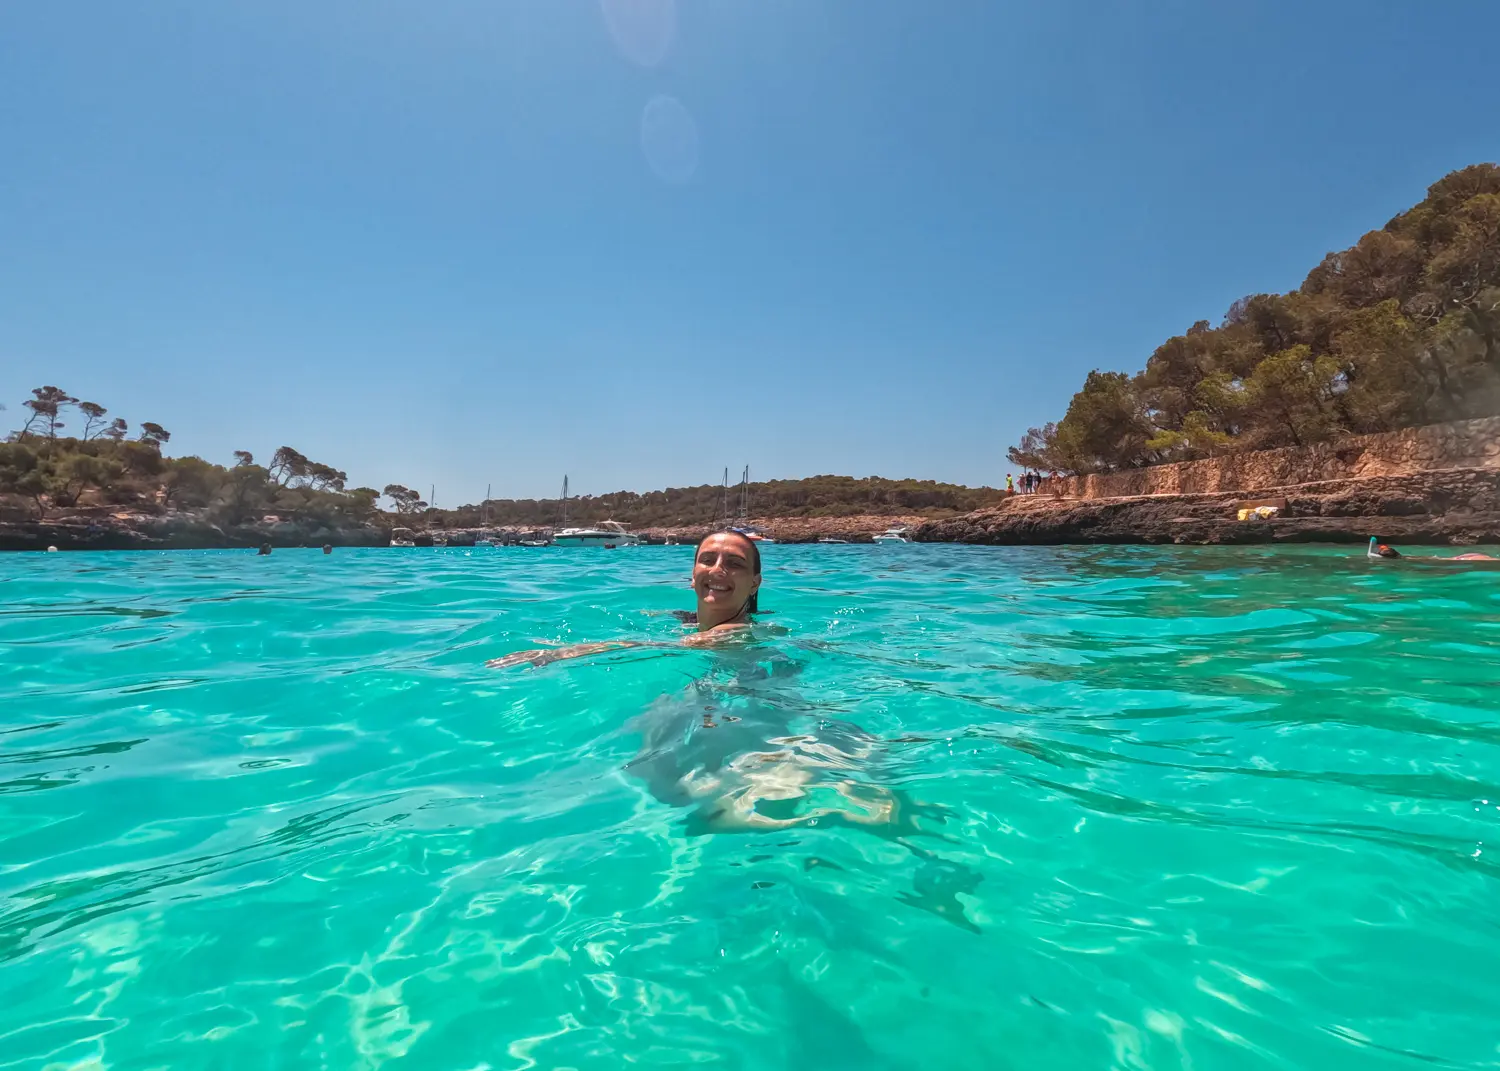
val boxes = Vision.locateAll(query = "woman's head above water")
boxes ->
[487,528,764,667]
[693,530,762,630]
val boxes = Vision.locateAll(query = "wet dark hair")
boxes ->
[696,529,762,616]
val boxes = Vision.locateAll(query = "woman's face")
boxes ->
[693,534,760,614]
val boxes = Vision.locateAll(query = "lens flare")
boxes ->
[640,95,699,184]
[600,0,676,68]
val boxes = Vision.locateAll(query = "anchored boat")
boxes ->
[552,521,641,549]
[549,476,640,547]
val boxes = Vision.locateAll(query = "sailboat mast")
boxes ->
[722,468,729,524]
[561,476,569,526]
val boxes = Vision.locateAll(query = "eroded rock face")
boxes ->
[916,470,1500,546]
[1052,417,1500,500]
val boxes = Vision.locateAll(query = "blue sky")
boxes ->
[2,1,1496,503]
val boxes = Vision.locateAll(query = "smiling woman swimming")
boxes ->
[487,528,959,870]
[486,529,764,669]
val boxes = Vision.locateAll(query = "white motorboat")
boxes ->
[473,537,496,548]
[551,521,641,548]
[873,526,912,543]
[817,537,850,544]
[550,475,641,547]
[390,527,416,547]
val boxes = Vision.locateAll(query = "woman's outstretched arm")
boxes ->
[486,640,645,669]
[487,624,754,669]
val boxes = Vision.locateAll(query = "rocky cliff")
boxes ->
[1054,417,1500,500]
[917,469,1500,546]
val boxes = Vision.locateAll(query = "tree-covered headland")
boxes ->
[437,476,1000,530]
[0,389,381,528]
[1009,164,1500,474]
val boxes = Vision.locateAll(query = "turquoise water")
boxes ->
[3,545,1500,1069]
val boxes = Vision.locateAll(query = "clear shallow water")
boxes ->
[3,544,1500,1070]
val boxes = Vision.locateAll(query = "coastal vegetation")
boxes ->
[0,389,380,527]
[1011,163,1500,474]
[443,476,1000,529]
[0,390,995,529]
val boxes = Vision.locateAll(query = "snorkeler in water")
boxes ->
[486,529,764,668]
[1368,537,1497,561]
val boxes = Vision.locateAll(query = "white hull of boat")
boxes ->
[551,536,640,548]
[551,528,641,548]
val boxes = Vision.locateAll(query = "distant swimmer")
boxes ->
[258,542,272,556]
[487,529,764,668]
[322,544,333,554]
[1369,537,1497,562]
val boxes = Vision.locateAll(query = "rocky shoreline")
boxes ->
[914,469,1500,546]
[7,472,1499,551]
[0,512,388,552]
[0,510,927,551]
[635,515,927,545]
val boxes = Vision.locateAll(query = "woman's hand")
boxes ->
[682,624,752,648]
